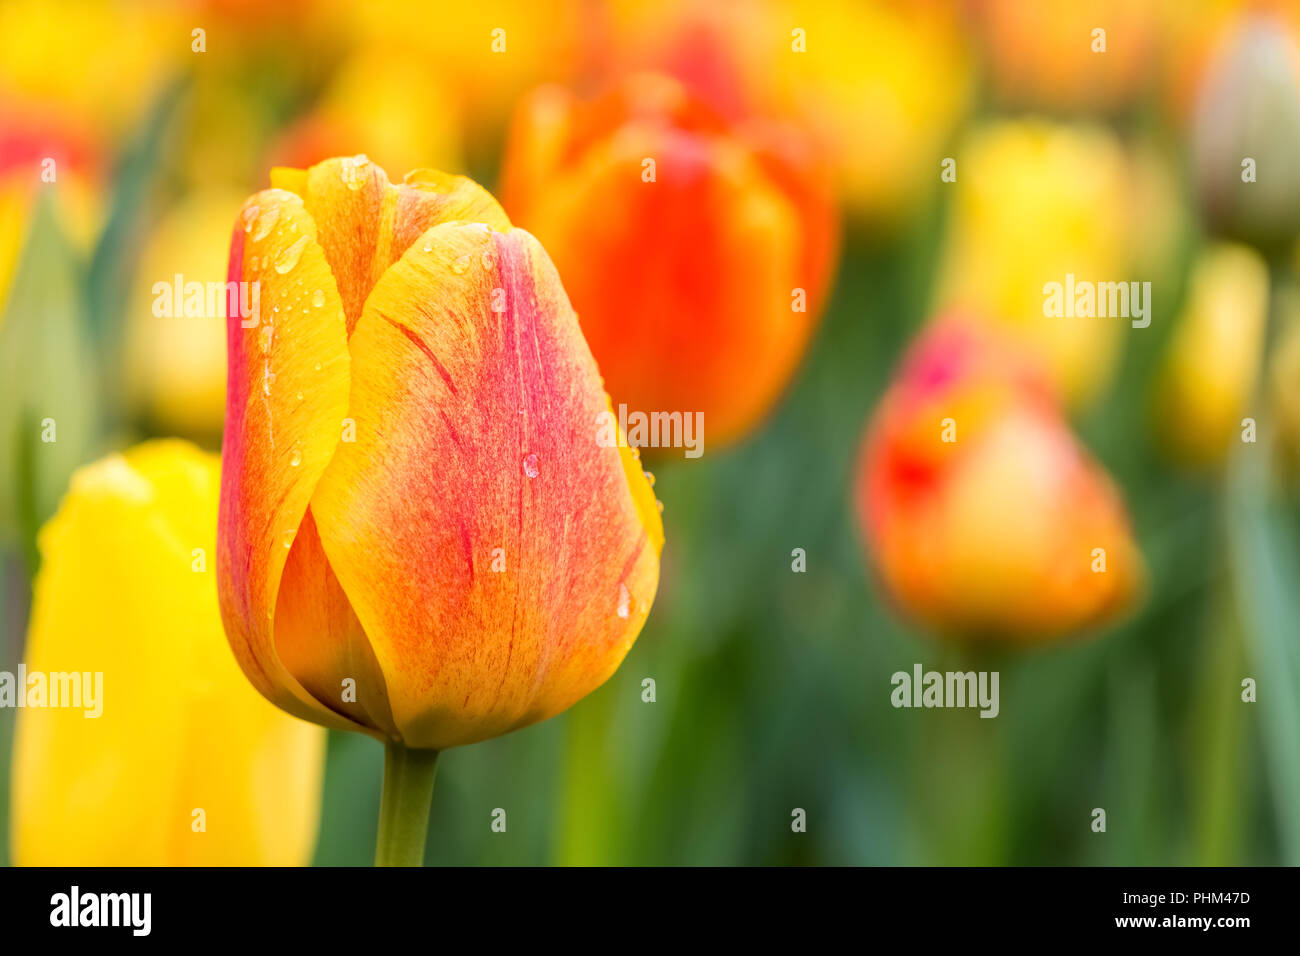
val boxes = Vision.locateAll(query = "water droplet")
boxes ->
[422,242,432,253]
[314,361,323,372]
[241,205,260,233]
[275,236,310,274]
[341,154,371,191]
[643,470,655,487]
[290,445,302,467]
[656,499,664,513]
[523,453,539,478]
[451,253,472,275]
[252,206,280,241]
[616,582,631,620]
[480,246,496,271]
[403,168,443,190]
[262,368,275,397]
[282,529,296,549]
[631,447,641,461]
[258,325,274,354]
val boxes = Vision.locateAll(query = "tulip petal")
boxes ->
[295,157,511,336]
[217,188,366,735]
[275,508,398,737]
[310,222,662,749]
[15,441,325,865]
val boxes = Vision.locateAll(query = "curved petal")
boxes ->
[15,441,325,865]
[310,222,662,749]
[285,157,511,336]
[217,188,366,735]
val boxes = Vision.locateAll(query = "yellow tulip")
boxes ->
[125,191,247,439]
[11,440,325,865]
[934,119,1137,408]
[1153,243,1270,466]
[270,45,463,180]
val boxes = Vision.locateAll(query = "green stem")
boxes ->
[374,742,439,867]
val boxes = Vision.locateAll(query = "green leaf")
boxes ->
[1225,432,1300,864]
[0,191,98,573]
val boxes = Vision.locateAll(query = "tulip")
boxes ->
[1192,12,1300,250]
[855,319,1143,643]
[217,156,663,864]
[598,0,971,226]
[125,190,248,439]
[934,119,1138,408]
[501,72,838,448]
[975,0,1161,113]
[11,440,325,865]
[1152,243,1270,466]
[270,45,462,181]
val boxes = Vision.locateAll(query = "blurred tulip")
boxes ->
[1153,243,1270,466]
[1192,12,1300,249]
[934,119,1138,408]
[125,190,248,439]
[271,46,462,179]
[0,0,179,144]
[0,104,101,320]
[218,157,663,751]
[975,0,1161,113]
[322,0,583,159]
[1267,284,1300,470]
[11,441,325,865]
[855,319,1143,643]
[599,0,970,225]
[501,72,838,447]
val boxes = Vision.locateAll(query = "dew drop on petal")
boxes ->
[422,242,432,253]
[275,235,310,274]
[341,154,371,191]
[643,470,655,487]
[258,325,274,353]
[241,204,260,233]
[289,445,302,467]
[252,206,280,241]
[616,582,631,620]
[523,452,539,478]
[282,529,296,549]
[451,253,473,275]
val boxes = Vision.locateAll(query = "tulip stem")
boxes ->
[374,742,440,867]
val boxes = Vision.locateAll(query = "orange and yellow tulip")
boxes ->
[217,156,663,753]
[501,72,838,448]
[855,319,1143,643]
[12,441,325,865]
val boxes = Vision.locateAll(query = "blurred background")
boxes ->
[3,0,1300,865]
